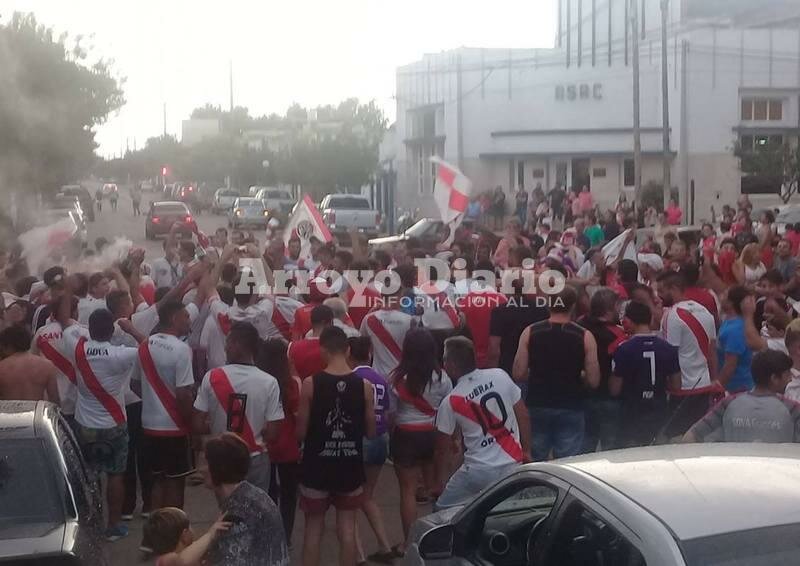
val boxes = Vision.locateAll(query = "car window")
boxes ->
[56,419,90,519]
[154,204,189,214]
[488,484,558,516]
[546,501,646,566]
[327,196,371,209]
[0,438,64,536]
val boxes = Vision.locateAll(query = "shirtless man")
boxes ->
[0,325,60,403]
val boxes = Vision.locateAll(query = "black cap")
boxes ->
[43,266,66,288]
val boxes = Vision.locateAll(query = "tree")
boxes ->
[734,138,800,204]
[0,13,124,198]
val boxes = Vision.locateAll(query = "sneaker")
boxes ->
[120,514,134,521]
[104,524,129,542]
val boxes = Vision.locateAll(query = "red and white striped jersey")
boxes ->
[360,309,413,377]
[31,320,86,415]
[661,300,717,391]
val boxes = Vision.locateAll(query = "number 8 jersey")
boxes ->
[436,368,524,467]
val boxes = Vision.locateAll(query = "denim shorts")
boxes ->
[75,423,129,475]
[363,433,389,466]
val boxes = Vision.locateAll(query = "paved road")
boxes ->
[87,193,415,565]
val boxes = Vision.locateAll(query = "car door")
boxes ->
[421,470,569,566]
[534,491,649,566]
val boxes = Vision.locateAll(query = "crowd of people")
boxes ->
[1,185,800,566]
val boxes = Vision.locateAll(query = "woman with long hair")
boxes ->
[388,329,452,552]
[733,243,767,287]
[256,337,301,543]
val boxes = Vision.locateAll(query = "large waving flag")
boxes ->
[431,157,472,226]
[602,228,637,264]
[284,194,333,259]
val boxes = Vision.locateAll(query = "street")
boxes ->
[87,192,413,565]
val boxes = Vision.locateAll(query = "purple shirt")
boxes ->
[354,365,389,435]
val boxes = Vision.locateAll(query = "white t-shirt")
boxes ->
[193,363,284,453]
[785,368,800,403]
[360,309,413,377]
[229,299,279,339]
[64,334,139,429]
[77,296,107,326]
[415,283,459,330]
[390,371,452,430]
[31,320,85,416]
[200,298,231,371]
[151,257,182,289]
[131,302,200,337]
[660,300,717,390]
[436,368,523,468]
[132,333,195,434]
[305,318,360,339]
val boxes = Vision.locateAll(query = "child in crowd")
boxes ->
[144,508,231,566]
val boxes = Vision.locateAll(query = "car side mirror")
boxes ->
[419,525,454,560]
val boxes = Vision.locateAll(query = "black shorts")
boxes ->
[390,428,435,468]
[141,434,194,479]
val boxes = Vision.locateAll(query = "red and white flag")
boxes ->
[431,157,472,226]
[283,194,333,260]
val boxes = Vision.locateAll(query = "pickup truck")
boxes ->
[319,194,381,237]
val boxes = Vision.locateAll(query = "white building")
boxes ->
[181,118,220,146]
[387,0,800,224]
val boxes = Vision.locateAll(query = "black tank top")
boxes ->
[301,371,366,492]
[527,320,586,409]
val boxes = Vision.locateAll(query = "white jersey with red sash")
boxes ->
[135,333,194,436]
[391,372,453,431]
[32,320,86,415]
[436,368,524,467]
[194,364,284,455]
[272,295,303,340]
[70,336,138,429]
[661,300,718,393]
[360,309,413,378]
[415,282,460,330]
[200,298,230,370]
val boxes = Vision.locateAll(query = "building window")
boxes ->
[592,167,607,178]
[740,134,783,152]
[532,168,545,179]
[741,98,783,121]
[517,161,525,189]
[623,159,635,187]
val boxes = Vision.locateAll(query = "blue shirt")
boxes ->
[717,317,753,392]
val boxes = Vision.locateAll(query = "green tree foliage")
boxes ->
[0,13,124,195]
[734,138,800,204]
[103,98,387,198]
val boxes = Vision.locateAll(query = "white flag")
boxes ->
[430,157,472,226]
[284,194,333,260]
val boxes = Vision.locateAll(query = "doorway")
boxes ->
[572,158,590,190]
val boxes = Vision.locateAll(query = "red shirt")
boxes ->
[666,205,682,225]
[684,287,719,326]
[460,289,507,368]
[346,284,382,330]
[288,338,325,380]
[291,304,315,341]
[786,231,800,255]
[266,377,301,463]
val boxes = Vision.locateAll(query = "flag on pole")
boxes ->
[602,228,637,264]
[284,194,333,260]
[430,157,472,225]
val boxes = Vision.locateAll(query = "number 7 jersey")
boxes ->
[436,368,523,467]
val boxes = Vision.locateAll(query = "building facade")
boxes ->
[386,0,800,224]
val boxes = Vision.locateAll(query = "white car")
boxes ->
[101,183,118,196]
[405,443,800,566]
[212,188,240,213]
[228,197,269,229]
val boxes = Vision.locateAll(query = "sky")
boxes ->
[4,1,557,158]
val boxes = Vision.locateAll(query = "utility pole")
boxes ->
[661,0,672,210]
[229,59,234,112]
[162,102,167,138]
[631,0,642,205]
[456,53,464,171]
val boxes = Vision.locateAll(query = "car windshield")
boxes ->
[154,204,188,215]
[328,196,370,209]
[682,523,800,566]
[0,438,64,537]
[238,199,262,208]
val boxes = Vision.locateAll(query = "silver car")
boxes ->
[228,197,270,229]
[405,443,800,566]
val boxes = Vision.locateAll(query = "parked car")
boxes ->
[319,194,381,237]
[369,218,447,253]
[775,205,800,234]
[57,185,94,222]
[140,180,154,192]
[228,197,269,229]
[212,188,240,213]
[50,194,86,227]
[255,187,295,217]
[405,443,800,566]
[145,201,196,240]
[176,183,201,209]
[37,209,88,249]
[0,401,106,565]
